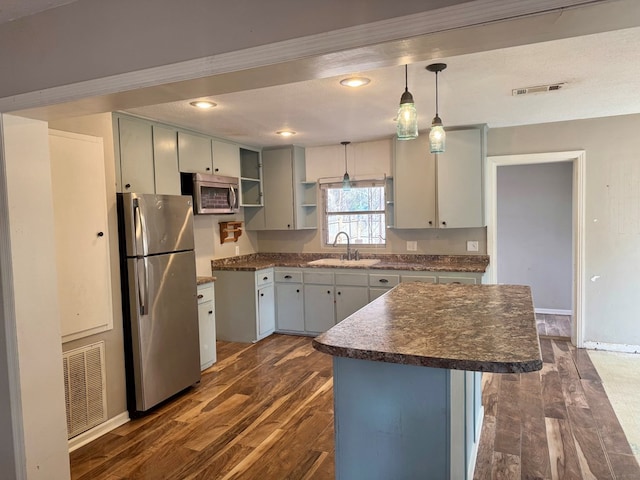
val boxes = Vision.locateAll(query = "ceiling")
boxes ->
[124,26,640,149]
[5,2,640,149]
[0,0,78,23]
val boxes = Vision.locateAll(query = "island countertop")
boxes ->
[312,282,542,373]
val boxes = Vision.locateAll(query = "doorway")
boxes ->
[486,151,586,347]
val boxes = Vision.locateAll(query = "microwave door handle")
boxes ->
[137,257,149,315]
[229,185,237,210]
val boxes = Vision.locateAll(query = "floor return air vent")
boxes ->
[63,341,107,439]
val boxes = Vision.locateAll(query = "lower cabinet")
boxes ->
[275,270,305,332]
[304,284,336,333]
[212,268,275,342]
[197,282,216,370]
[335,272,369,323]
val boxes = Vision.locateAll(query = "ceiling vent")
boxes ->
[512,83,565,96]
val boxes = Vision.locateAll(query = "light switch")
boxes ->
[466,241,479,252]
[406,241,417,251]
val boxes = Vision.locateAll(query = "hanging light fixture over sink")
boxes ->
[341,141,351,190]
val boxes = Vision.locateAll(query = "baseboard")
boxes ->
[583,341,640,354]
[68,411,130,453]
[535,308,573,316]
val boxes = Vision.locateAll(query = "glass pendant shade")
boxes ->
[429,115,446,154]
[341,141,352,190]
[396,65,418,140]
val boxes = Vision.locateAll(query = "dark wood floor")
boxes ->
[71,334,640,479]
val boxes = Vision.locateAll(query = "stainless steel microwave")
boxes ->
[180,172,239,214]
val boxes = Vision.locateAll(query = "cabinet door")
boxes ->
[369,287,392,301]
[198,299,216,370]
[262,148,295,229]
[275,283,304,332]
[394,135,436,228]
[153,125,181,195]
[178,132,213,173]
[335,285,369,322]
[257,284,275,337]
[437,128,484,228]
[50,130,114,342]
[304,285,335,333]
[118,117,155,193]
[212,140,240,178]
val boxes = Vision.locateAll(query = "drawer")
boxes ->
[275,270,303,283]
[303,270,334,285]
[196,284,214,304]
[369,273,400,288]
[401,274,437,284]
[335,272,369,286]
[256,269,274,286]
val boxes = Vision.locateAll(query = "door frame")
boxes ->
[485,151,586,347]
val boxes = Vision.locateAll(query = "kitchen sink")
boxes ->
[306,258,381,267]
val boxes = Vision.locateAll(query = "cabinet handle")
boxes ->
[379,278,389,284]
[284,275,292,279]
[263,276,268,281]
[260,293,264,297]
[97,231,104,237]
[214,168,219,172]
[287,224,291,228]
[208,310,213,314]
[442,221,447,226]
[296,289,300,293]
[327,290,331,294]
[125,183,131,189]
[450,281,462,284]
[206,167,211,171]
[197,294,204,299]
[337,291,341,295]
[428,220,433,226]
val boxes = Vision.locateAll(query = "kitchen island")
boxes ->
[312,282,542,480]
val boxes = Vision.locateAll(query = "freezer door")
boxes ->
[127,250,200,412]
[120,193,195,256]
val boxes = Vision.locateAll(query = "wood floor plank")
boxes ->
[492,452,521,479]
[545,417,582,480]
[520,371,552,479]
[493,373,521,456]
[482,372,501,417]
[572,425,614,479]
[473,415,496,480]
[541,363,567,419]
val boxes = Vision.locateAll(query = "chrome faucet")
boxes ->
[332,231,354,260]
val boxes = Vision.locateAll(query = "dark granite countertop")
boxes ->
[211,253,489,273]
[312,283,542,373]
[196,276,216,285]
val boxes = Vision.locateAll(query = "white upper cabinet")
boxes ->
[178,131,213,174]
[153,125,181,195]
[212,140,240,178]
[117,116,155,194]
[393,126,485,229]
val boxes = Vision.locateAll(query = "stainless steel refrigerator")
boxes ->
[118,193,200,414]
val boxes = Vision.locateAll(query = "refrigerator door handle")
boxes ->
[133,202,149,257]
[137,257,149,315]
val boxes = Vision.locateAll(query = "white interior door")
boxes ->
[49,129,114,342]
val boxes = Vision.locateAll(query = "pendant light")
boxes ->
[397,64,418,140]
[426,63,447,153]
[341,141,351,190]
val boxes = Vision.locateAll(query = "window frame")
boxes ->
[321,179,387,248]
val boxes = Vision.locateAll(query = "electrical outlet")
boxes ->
[235,246,240,256]
[406,241,417,251]
[466,241,479,252]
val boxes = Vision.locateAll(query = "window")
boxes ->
[322,180,386,246]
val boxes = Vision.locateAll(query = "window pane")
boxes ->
[326,213,386,245]
[326,186,385,213]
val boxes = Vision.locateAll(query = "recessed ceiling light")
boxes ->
[340,77,371,88]
[276,130,296,137]
[189,100,217,109]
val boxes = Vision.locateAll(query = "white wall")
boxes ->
[1,114,70,478]
[489,113,640,347]
[497,162,573,310]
